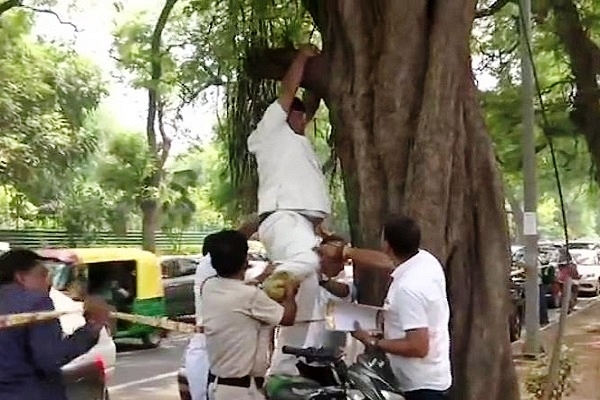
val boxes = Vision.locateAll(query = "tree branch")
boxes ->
[18,5,79,31]
[0,0,20,17]
[157,102,171,169]
[146,0,179,155]
[475,0,512,18]
[550,0,600,182]
[246,47,329,98]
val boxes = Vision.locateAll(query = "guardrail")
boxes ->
[0,229,219,251]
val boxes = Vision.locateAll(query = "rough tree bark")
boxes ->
[548,0,600,184]
[142,0,176,252]
[249,1,518,399]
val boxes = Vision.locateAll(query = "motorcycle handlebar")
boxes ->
[281,346,340,362]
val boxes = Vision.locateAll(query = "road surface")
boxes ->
[108,334,188,400]
[106,296,600,399]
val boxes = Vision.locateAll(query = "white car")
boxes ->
[50,288,117,400]
[570,249,600,296]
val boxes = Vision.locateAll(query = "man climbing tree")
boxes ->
[248,44,335,376]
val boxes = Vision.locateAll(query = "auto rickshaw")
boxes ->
[38,247,166,347]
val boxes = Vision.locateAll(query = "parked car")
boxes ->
[566,239,600,251]
[50,288,117,400]
[569,249,600,296]
[161,255,201,321]
[511,244,562,308]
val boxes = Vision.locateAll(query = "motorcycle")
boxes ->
[265,345,405,400]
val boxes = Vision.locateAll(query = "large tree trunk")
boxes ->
[141,196,158,252]
[548,0,600,183]
[248,1,518,398]
[319,2,518,400]
[142,0,177,252]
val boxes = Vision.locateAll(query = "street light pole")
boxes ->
[520,0,540,355]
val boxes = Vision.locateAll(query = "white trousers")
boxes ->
[259,211,323,376]
[184,334,211,400]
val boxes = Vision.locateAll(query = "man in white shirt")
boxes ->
[247,44,332,376]
[319,216,452,400]
[184,234,218,400]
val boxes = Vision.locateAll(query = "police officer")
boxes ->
[202,230,298,400]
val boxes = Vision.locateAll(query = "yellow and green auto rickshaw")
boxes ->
[38,247,166,347]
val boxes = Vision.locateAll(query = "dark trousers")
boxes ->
[539,284,549,325]
[404,389,449,400]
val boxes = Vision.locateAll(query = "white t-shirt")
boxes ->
[193,255,217,326]
[383,250,452,392]
[247,101,331,216]
[188,255,217,349]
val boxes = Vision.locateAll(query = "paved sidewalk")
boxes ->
[512,298,600,400]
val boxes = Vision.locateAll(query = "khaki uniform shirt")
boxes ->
[203,277,284,378]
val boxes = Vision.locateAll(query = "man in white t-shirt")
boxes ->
[247,44,332,376]
[319,216,452,400]
[184,234,218,400]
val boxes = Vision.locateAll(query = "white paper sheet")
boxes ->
[325,301,383,332]
[523,212,537,235]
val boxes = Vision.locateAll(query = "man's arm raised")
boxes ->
[247,44,320,152]
[278,44,319,112]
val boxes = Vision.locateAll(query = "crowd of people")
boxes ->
[0,43,453,400]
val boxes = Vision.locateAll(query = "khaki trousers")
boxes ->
[213,381,264,400]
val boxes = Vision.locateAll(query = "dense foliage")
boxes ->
[0,0,598,249]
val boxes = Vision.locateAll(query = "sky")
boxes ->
[31,1,497,155]
[32,0,219,155]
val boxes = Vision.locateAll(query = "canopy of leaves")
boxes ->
[474,0,600,238]
[0,10,107,190]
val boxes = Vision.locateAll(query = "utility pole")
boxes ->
[520,0,540,355]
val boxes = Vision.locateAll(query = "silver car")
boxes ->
[570,249,600,296]
[50,288,117,400]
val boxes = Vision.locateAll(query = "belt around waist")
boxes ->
[211,374,264,388]
[259,211,324,226]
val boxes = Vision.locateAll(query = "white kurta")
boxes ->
[248,100,332,376]
[247,100,331,216]
[185,255,216,400]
